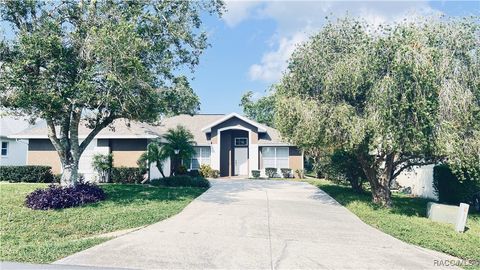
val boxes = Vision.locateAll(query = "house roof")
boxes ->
[0,116,32,138]
[156,114,225,144]
[10,119,160,139]
[9,113,289,145]
[201,112,267,133]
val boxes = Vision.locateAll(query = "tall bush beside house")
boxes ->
[92,154,113,183]
[327,150,366,192]
[0,166,54,183]
[433,164,480,211]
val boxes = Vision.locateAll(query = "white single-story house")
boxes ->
[0,116,30,166]
[10,113,304,181]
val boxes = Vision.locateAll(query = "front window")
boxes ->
[261,147,289,169]
[188,146,211,170]
[1,142,8,156]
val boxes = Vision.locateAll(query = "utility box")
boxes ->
[427,202,469,232]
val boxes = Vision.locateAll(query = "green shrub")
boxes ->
[92,153,113,183]
[433,164,480,206]
[265,167,277,178]
[53,174,62,183]
[176,165,188,175]
[199,164,219,178]
[0,166,54,183]
[150,175,210,188]
[110,167,146,184]
[295,169,304,179]
[188,170,200,177]
[199,164,213,177]
[280,168,292,178]
[251,170,260,178]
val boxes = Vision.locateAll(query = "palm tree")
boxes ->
[138,140,168,178]
[162,125,196,175]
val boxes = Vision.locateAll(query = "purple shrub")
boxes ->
[25,182,106,210]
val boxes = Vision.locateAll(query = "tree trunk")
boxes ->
[156,163,166,178]
[358,155,393,207]
[370,172,392,207]
[350,177,363,193]
[60,160,80,187]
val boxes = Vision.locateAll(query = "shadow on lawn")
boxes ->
[87,184,206,206]
[316,182,433,217]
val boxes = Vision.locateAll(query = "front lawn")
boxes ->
[308,179,480,269]
[0,182,206,263]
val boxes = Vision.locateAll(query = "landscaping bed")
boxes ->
[0,182,206,263]
[308,179,480,269]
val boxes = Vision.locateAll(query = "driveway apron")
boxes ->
[54,180,458,269]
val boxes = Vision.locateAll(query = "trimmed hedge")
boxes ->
[251,170,260,178]
[150,175,210,188]
[280,168,292,178]
[188,170,200,177]
[110,167,146,184]
[0,166,54,183]
[25,182,106,210]
[265,167,277,178]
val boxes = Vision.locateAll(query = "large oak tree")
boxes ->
[275,17,480,207]
[0,0,223,186]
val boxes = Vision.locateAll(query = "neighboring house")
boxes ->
[394,165,438,200]
[10,113,304,181]
[0,116,30,166]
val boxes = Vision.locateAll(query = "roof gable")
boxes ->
[201,113,267,133]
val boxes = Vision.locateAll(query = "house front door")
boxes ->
[234,147,248,176]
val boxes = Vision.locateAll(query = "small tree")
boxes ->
[92,153,113,183]
[0,1,223,187]
[162,125,196,176]
[137,141,168,178]
[240,90,276,127]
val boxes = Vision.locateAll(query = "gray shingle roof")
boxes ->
[0,116,32,137]
[9,114,288,144]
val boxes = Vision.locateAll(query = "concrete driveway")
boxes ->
[55,180,457,269]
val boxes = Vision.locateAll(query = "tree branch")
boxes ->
[46,118,66,161]
[79,116,114,154]
[70,108,82,162]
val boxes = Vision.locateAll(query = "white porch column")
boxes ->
[211,143,220,171]
[249,143,259,177]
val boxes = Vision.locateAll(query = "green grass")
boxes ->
[308,179,480,269]
[0,182,206,263]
